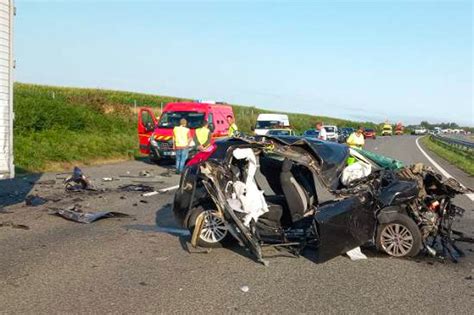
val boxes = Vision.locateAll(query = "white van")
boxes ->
[254,113,290,135]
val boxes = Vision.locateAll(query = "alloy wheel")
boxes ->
[199,210,228,243]
[380,223,414,257]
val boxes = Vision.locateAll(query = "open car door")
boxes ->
[314,193,376,262]
[138,107,157,154]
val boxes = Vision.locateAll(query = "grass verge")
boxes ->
[420,136,474,176]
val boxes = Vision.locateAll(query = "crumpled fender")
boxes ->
[377,206,405,224]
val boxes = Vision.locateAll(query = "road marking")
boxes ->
[415,136,474,202]
[158,185,179,193]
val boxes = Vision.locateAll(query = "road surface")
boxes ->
[0,136,473,313]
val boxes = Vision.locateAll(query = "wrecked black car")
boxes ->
[173,136,468,264]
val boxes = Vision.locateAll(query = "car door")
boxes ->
[137,108,157,154]
[314,192,376,262]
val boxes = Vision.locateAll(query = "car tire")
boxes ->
[376,213,422,258]
[188,207,231,248]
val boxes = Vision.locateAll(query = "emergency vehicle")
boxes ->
[138,101,234,162]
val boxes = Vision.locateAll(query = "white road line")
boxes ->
[415,136,474,202]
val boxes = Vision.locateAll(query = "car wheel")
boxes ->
[188,208,229,248]
[376,214,421,257]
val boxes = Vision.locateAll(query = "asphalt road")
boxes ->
[1,136,473,313]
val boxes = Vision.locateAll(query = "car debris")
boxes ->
[50,205,131,224]
[64,167,95,191]
[25,194,48,207]
[173,135,470,265]
[119,184,154,192]
[346,247,367,261]
[240,285,249,293]
[142,191,159,197]
[158,185,179,193]
[0,221,30,230]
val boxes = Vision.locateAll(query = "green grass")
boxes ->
[420,136,474,176]
[14,82,380,172]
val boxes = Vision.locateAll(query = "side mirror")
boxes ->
[209,123,215,132]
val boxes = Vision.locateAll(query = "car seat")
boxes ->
[280,159,312,223]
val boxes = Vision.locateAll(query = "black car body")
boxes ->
[173,136,467,264]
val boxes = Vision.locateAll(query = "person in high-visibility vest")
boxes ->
[346,126,365,149]
[227,115,238,137]
[173,118,191,174]
[194,121,212,151]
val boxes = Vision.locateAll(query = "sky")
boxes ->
[14,0,473,126]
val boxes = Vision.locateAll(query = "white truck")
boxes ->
[254,113,290,136]
[0,0,14,179]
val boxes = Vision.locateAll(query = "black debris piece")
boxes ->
[465,276,473,280]
[51,206,131,224]
[64,167,95,191]
[120,196,126,200]
[139,200,148,204]
[0,221,30,230]
[119,184,154,192]
[25,195,48,207]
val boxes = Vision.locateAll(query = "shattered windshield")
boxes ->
[158,111,205,129]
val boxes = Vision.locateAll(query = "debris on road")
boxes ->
[51,206,130,224]
[0,221,30,230]
[142,191,158,197]
[240,285,249,293]
[158,185,179,193]
[64,167,95,191]
[346,247,367,261]
[25,195,48,207]
[119,184,154,192]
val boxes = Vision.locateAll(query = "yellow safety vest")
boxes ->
[228,123,238,137]
[347,132,365,149]
[173,126,190,148]
[195,127,210,146]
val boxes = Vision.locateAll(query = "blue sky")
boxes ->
[15,0,473,125]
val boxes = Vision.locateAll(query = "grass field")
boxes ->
[420,136,474,176]
[14,82,379,172]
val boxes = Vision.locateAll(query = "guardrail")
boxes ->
[430,135,474,152]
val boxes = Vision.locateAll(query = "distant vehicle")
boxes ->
[267,128,296,136]
[303,129,320,139]
[254,113,290,136]
[411,127,427,135]
[433,127,442,134]
[322,125,339,142]
[381,123,393,136]
[338,127,354,143]
[395,123,404,135]
[364,128,377,139]
[138,102,234,163]
[0,0,14,180]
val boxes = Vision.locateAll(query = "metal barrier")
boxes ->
[430,135,474,152]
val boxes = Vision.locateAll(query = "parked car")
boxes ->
[364,128,377,139]
[302,129,320,139]
[173,135,467,264]
[338,127,354,143]
[138,102,234,163]
[253,113,290,136]
[411,127,427,135]
[323,125,339,141]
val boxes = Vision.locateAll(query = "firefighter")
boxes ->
[194,120,212,151]
[173,118,191,174]
[347,126,365,149]
[227,115,238,137]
